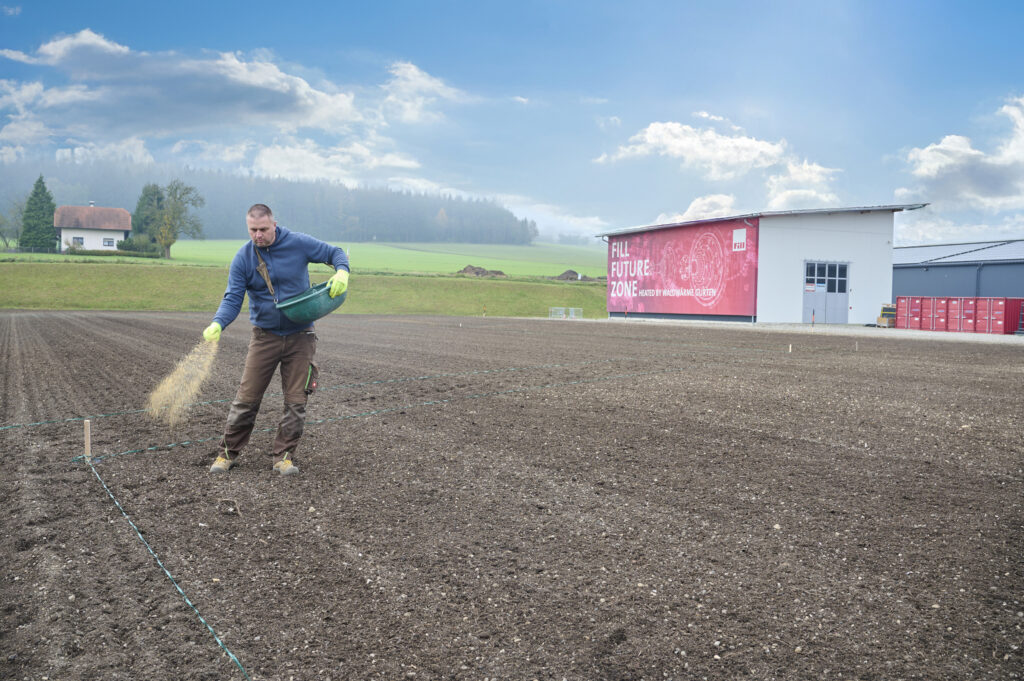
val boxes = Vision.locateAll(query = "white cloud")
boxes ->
[0,48,33,64]
[252,140,358,184]
[693,110,743,132]
[0,113,50,143]
[0,28,129,66]
[38,84,100,108]
[0,80,99,113]
[693,111,724,122]
[596,115,621,131]
[381,61,464,124]
[895,213,1024,245]
[901,95,1024,212]
[0,29,364,142]
[39,28,130,63]
[765,159,840,210]
[0,80,44,110]
[375,178,607,238]
[497,194,609,237]
[907,135,983,178]
[0,30,475,195]
[597,121,786,180]
[385,176,455,195]
[251,135,420,184]
[337,141,419,169]
[204,52,361,134]
[655,194,737,224]
[2,6,21,16]
[172,139,253,163]
[55,137,154,164]
[512,96,529,105]
[0,145,24,163]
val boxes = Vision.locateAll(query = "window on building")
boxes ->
[73,237,84,246]
[805,261,848,293]
[103,238,114,247]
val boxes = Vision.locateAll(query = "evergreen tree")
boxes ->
[20,175,57,252]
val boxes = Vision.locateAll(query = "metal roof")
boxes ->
[893,239,1024,265]
[596,203,928,237]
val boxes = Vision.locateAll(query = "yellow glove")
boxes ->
[202,322,222,342]
[328,269,349,298]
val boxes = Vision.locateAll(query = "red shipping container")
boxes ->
[909,297,924,330]
[975,298,1004,334]
[921,297,934,327]
[975,297,990,333]
[931,297,949,331]
[896,295,911,329]
[977,297,1024,334]
[947,297,964,332]
[1007,298,1024,334]
[959,297,976,333]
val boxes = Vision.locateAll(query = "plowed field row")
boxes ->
[2,311,1021,680]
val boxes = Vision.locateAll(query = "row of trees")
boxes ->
[2,175,204,257]
[124,181,205,258]
[0,160,539,244]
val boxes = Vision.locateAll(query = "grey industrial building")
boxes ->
[893,239,1024,300]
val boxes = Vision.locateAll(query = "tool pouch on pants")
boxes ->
[304,361,319,396]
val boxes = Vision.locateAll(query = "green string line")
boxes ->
[76,365,691,464]
[84,457,252,680]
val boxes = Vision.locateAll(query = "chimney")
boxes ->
[89,201,95,207]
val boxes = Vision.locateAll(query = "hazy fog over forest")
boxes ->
[0,160,539,244]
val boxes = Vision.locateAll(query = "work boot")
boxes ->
[273,455,299,476]
[210,449,235,474]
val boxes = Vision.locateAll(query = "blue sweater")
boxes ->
[213,225,350,336]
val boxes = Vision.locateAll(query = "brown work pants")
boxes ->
[221,327,317,461]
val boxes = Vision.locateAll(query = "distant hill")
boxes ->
[0,160,538,244]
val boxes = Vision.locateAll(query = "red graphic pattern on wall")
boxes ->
[607,218,759,315]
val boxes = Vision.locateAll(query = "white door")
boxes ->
[802,262,849,323]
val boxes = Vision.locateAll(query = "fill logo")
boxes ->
[732,228,747,252]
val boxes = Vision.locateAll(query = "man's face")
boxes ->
[247,214,276,247]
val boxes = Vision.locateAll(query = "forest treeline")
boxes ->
[0,161,539,244]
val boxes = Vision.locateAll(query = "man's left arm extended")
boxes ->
[305,236,350,298]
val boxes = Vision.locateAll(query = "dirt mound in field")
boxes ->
[458,264,506,277]
[552,269,603,281]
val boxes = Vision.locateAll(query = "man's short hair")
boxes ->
[247,203,274,219]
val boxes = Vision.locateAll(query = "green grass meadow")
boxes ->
[1,259,607,318]
[170,240,608,278]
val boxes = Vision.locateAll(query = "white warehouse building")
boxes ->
[598,204,926,325]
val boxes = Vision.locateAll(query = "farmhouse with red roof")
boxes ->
[54,202,132,252]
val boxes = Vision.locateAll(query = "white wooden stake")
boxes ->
[84,419,92,462]
[788,344,792,353]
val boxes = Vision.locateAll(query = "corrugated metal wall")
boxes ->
[893,261,1024,299]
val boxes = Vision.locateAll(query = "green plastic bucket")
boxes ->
[275,282,347,324]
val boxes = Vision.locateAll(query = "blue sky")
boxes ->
[1,0,1023,244]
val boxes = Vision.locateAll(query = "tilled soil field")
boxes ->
[1,311,1022,681]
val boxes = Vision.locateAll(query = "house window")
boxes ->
[73,237,84,246]
[103,238,114,247]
